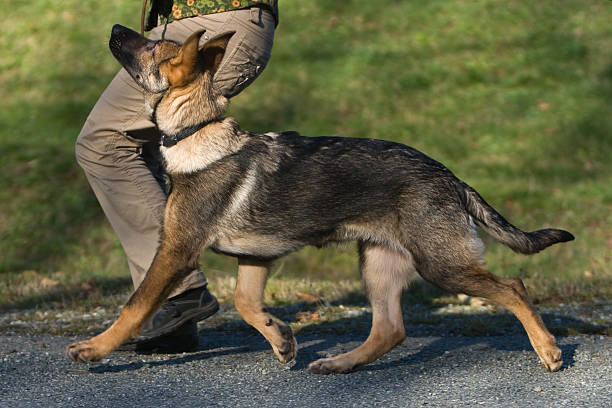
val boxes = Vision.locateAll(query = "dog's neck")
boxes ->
[154,74,246,174]
[160,117,245,174]
[154,74,227,134]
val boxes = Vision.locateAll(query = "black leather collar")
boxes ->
[160,120,212,147]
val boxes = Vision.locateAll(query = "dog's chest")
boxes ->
[161,142,225,174]
[159,121,245,174]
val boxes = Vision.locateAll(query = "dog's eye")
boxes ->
[135,74,143,82]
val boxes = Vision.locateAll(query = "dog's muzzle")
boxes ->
[109,24,150,64]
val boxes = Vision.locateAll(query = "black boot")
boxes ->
[118,285,219,352]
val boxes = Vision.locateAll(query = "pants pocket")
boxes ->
[217,38,272,97]
[212,11,275,97]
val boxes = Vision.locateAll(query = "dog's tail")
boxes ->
[455,181,574,254]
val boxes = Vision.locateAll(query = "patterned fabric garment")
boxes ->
[146,0,279,30]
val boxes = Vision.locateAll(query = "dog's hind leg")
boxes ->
[234,258,298,363]
[429,262,562,372]
[308,243,413,374]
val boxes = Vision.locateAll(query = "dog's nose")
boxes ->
[111,24,127,37]
[109,24,142,54]
[109,25,130,58]
[111,24,141,40]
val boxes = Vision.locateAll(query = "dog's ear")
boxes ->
[199,31,235,76]
[163,30,206,87]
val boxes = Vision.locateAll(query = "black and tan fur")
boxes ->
[67,25,574,373]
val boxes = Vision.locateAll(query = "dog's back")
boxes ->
[170,130,572,271]
[169,131,454,255]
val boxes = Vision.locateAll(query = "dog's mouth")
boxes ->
[108,35,125,61]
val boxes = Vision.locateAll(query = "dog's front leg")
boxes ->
[67,239,200,363]
[234,258,298,363]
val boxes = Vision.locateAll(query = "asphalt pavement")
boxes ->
[1,327,611,407]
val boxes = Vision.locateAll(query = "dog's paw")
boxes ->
[307,356,355,375]
[272,334,298,364]
[66,340,106,363]
[265,319,298,364]
[535,344,563,372]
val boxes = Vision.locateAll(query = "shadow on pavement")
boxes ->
[86,292,597,374]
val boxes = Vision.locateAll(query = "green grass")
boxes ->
[1,0,611,311]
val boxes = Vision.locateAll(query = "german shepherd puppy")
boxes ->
[68,25,574,373]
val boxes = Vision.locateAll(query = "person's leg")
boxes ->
[75,9,275,345]
[75,62,216,345]
[75,67,207,296]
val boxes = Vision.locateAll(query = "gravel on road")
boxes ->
[1,328,611,407]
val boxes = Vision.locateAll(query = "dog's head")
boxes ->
[109,24,233,94]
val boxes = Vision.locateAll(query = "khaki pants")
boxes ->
[75,8,275,297]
